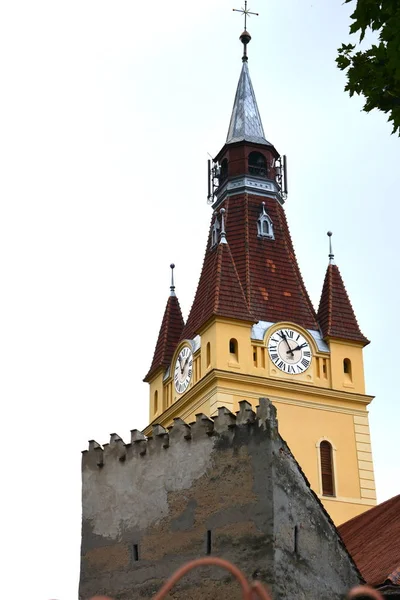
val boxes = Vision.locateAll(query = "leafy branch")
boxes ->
[337,0,400,135]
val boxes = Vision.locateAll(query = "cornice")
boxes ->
[144,368,373,434]
[213,369,374,405]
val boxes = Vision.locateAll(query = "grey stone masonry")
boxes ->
[80,399,361,600]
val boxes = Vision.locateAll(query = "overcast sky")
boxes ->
[1,1,399,599]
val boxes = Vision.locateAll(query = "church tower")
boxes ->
[143,24,376,526]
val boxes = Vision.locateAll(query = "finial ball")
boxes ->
[240,30,251,45]
[327,231,332,237]
[220,208,226,215]
[170,263,175,269]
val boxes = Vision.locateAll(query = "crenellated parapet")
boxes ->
[82,398,278,470]
[80,396,362,600]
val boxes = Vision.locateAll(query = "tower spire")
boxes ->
[170,263,176,296]
[327,231,335,264]
[226,4,271,147]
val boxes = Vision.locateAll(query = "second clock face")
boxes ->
[267,327,312,374]
[174,346,193,394]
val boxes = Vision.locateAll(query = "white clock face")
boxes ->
[267,327,312,374]
[174,346,193,394]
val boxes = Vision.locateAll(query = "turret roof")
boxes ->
[144,294,185,382]
[181,236,254,339]
[317,263,369,345]
[226,62,272,146]
[182,196,319,340]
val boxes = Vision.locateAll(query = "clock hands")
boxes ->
[178,353,192,376]
[279,331,294,357]
[286,342,307,354]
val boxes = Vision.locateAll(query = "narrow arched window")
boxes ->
[211,217,220,247]
[154,390,158,415]
[320,441,335,496]
[220,158,228,182]
[229,338,238,361]
[257,202,274,239]
[343,358,352,381]
[248,151,267,177]
[206,342,211,368]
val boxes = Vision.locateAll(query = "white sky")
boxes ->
[1,1,399,598]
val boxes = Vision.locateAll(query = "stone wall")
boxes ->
[80,399,361,600]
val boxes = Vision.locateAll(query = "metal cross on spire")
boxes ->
[233,1,259,32]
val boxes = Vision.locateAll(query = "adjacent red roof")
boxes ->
[182,193,318,340]
[317,263,369,345]
[144,295,184,382]
[181,238,254,339]
[339,495,400,587]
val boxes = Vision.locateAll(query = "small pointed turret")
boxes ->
[144,266,185,382]
[181,229,254,340]
[317,233,369,345]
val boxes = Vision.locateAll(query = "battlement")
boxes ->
[82,398,278,469]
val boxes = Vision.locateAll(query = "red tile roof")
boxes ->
[339,495,400,587]
[182,193,318,340]
[144,295,184,382]
[181,237,254,339]
[317,264,369,345]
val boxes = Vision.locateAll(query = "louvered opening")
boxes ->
[320,441,335,496]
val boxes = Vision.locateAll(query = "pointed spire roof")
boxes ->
[182,197,319,340]
[226,61,271,146]
[144,290,185,382]
[317,263,369,345]
[181,230,254,339]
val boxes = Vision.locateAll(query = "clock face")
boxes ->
[267,327,312,374]
[174,346,193,394]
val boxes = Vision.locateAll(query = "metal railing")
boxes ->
[88,557,384,600]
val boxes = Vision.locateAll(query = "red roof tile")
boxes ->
[181,238,254,339]
[182,193,318,340]
[339,495,400,587]
[317,264,369,345]
[144,295,184,382]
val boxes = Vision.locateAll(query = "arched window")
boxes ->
[248,151,268,177]
[220,158,228,182]
[154,390,158,415]
[320,441,335,496]
[257,202,274,239]
[206,342,211,368]
[211,216,220,247]
[229,338,238,361]
[343,358,352,381]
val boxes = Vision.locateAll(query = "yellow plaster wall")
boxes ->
[148,371,164,422]
[272,401,360,498]
[329,339,365,394]
[147,318,376,525]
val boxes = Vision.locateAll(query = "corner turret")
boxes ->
[144,265,185,386]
